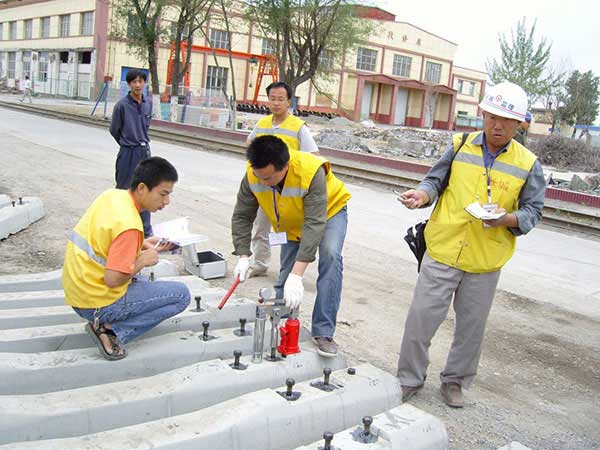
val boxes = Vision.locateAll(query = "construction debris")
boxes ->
[314,125,451,160]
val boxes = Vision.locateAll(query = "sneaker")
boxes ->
[248,264,268,278]
[440,382,464,408]
[401,384,424,402]
[313,337,338,357]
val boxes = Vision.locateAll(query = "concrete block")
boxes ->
[497,443,532,450]
[0,270,62,293]
[0,295,256,352]
[0,345,346,444]
[0,195,10,208]
[0,290,65,310]
[0,196,45,240]
[139,259,179,279]
[0,322,311,395]
[296,404,447,450]
[0,305,83,329]
[0,364,401,450]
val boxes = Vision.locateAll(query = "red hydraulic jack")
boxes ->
[252,287,301,363]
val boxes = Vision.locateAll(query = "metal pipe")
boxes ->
[252,316,266,363]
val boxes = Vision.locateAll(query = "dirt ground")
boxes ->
[1,115,599,450]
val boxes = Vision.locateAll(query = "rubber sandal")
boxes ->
[85,322,127,361]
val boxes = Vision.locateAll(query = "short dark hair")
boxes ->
[247,136,290,171]
[266,81,292,100]
[126,68,147,84]
[130,157,178,191]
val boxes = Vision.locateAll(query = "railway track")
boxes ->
[2,100,598,238]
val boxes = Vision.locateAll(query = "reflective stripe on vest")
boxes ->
[454,152,530,180]
[254,127,300,139]
[69,230,106,267]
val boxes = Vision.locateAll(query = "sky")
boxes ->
[373,0,600,77]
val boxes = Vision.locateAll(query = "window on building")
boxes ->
[22,51,31,78]
[0,23,3,41]
[0,52,4,76]
[319,50,335,69]
[78,51,92,64]
[169,21,189,40]
[209,29,229,49]
[40,17,50,38]
[7,52,16,79]
[457,79,475,96]
[59,51,69,63]
[60,15,70,37]
[206,65,228,93]
[457,110,468,116]
[81,12,94,35]
[424,61,441,83]
[356,47,377,71]
[24,19,33,39]
[9,21,17,40]
[262,38,276,55]
[38,51,49,82]
[392,54,411,77]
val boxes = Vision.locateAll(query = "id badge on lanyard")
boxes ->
[269,188,288,246]
[482,152,497,228]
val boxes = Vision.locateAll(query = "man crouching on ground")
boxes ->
[62,157,191,360]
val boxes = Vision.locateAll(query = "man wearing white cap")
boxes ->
[396,82,545,408]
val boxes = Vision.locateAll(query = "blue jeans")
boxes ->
[274,207,347,338]
[115,144,152,237]
[73,280,190,344]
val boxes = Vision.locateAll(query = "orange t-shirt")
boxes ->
[105,192,144,274]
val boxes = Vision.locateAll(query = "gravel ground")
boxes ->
[1,107,599,450]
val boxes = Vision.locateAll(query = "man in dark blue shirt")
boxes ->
[110,69,154,236]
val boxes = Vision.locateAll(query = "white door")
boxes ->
[394,88,409,125]
[360,83,373,120]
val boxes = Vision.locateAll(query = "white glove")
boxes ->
[284,273,304,309]
[234,257,250,282]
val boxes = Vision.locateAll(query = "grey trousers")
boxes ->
[250,207,272,270]
[397,252,500,389]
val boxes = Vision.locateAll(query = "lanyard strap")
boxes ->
[271,188,280,231]
[484,150,498,204]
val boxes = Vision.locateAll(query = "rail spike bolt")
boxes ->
[190,295,203,312]
[362,416,373,436]
[230,349,247,370]
[199,320,215,341]
[321,431,334,450]
[351,414,378,444]
[310,367,337,392]
[234,317,251,336]
[277,377,301,401]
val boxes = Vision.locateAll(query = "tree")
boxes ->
[112,0,168,96]
[169,0,214,99]
[486,18,553,104]
[560,70,600,129]
[245,0,372,98]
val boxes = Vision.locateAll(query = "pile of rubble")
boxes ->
[553,173,600,195]
[314,120,451,160]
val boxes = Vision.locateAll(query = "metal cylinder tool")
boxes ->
[251,287,300,364]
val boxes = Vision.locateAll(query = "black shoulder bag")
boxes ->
[403,132,468,272]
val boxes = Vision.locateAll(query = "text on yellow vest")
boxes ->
[255,114,305,152]
[246,152,351,241]
[62,189,144,308]
[425,132,537,273]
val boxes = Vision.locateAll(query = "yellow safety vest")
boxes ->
[425,132,537,273]
[246,152,351,241]
[255,114,305,152]
[62,189,143,308]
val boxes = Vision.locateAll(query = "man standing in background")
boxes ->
[110,68,153,237]
[246,81,319,277]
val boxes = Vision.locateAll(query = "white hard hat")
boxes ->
[479,81,528,121]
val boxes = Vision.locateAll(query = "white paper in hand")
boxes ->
[464,202,506,221]
[152,217,208,246]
